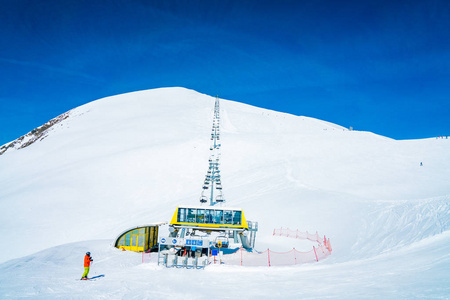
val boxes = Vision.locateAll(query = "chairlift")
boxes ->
[200,196,208,204]
[202,185,209,190]
[215,235,228,248]
[215,195,224,202]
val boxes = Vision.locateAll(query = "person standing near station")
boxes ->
[81,252,93,280]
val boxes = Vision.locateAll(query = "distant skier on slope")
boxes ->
[81,252,93,280]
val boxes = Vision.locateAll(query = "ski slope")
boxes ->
[0,87,449,298]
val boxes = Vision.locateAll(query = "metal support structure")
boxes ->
[200,96,225,206]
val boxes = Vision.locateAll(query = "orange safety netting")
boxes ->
[273,228,332,253]
[221,246,329,266]
[219,228,332,266]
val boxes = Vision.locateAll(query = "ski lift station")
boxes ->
[169,205,258,250]
[114,97,259,269]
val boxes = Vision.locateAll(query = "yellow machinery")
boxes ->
[114,223,165,252]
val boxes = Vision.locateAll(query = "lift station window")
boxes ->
[205,209,214,223]
[178,208,187,222]
[187,209,196,223]
[125,232,131,245]
[232,211,242,225]
[214,210,223,224]
[224,210,232,225]
[174,208,243,226]
[196,209,205,223]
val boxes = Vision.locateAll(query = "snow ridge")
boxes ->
[0,111,71,155]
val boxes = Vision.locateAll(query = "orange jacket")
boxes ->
[84,255,92,267]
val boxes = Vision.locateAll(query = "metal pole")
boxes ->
[157,242,160,266]
[210,164,214,206]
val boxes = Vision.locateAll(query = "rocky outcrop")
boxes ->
[0,112,70,156]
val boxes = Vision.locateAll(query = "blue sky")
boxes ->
[1,0,449,144]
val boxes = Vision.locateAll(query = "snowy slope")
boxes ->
[0,87,449,298]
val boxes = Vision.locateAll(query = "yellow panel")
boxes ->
[170,207,179,225]
[241,210,249,229]
[115,227,148,252]
[118,245,144,252]
[144,227,149,251]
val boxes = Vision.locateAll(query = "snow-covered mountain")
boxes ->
[0,87,449,298]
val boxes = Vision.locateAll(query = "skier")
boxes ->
[81,252,93,280]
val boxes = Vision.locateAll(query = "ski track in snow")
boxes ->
[0,87,449,299]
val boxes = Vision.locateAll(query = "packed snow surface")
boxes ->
[0,87,449,298]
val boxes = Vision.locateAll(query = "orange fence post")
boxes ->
[268,249,271,267]
[313,246,319,262]
[293,248,297,265]
[240,248,243,266]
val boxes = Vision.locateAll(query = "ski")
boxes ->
[78,274,105,281]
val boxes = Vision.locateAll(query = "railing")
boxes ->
[220,245,331,266]
[142,252,208,269]
[273,228,332,253]
[220,228,332,266]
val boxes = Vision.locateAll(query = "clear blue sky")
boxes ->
[1,0,449,144]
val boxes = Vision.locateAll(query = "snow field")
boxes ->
[0,87,449,298]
